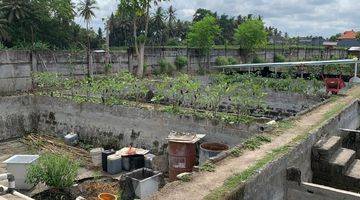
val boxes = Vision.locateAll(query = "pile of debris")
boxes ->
[21,134,92,167]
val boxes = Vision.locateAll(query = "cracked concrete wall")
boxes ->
[227,101,360,200]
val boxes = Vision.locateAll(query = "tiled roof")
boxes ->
[339,30,357,40]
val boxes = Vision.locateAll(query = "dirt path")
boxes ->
[149,85,360,200]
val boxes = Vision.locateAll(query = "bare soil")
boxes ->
[149,86,360,200]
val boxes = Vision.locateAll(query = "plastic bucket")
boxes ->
[98,193,117,200]
[199,142,229,165]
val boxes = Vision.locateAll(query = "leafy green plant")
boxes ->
[230,147,243,157]
[158,59,175,75]
[274,54,286,62]
[243,135,272,150]
[227,57,237,65]
[175,56,188,70]
[200,162,216,172]
[26,153,79,189]
[104,63,113,74]
[215,56,229,66]
[252,56,265,63]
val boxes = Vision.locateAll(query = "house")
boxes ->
[337,30,360,47]
[323,41,337,49]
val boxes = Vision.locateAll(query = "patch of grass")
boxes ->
[230,147,243,157]
[243,135,272,150]
[200,162,216,172]
[205,145,290,200]
[179,174,192,182]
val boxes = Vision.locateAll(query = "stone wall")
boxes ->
[0,47,347,94]
[227,100,360,200]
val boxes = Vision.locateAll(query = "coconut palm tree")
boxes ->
[1,0,30,23]
[78,0,98,77]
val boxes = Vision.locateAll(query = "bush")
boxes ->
[252,56,265,63]
[27,153,79,189]
[174,56,188,70]
[157,59,175,75]
[274,54,286,63]
[227,57,237,65]
[215,56,229,66]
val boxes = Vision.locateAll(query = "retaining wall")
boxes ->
[0,95,37,141]
[228,100,360,200]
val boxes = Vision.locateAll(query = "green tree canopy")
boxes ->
[234,19,268,52]
[187,15,221,56]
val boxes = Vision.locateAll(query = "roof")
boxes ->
[338,40,360,47]
[323,41,337,46]
[339,30,357,40]
[213,59,360,69]
[349,47,360,51]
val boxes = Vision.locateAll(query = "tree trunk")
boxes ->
[136,44,145,77]
[86,21,91,78]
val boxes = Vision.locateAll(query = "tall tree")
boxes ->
[167,5,176,39]
[1,0,30,22]
[187,15,221,68]
[118,0,168,77]
[149,6,167,45]
[78,0,98,77]
[234,19,268,62]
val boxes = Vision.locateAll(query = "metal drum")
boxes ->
[168,141,196,181]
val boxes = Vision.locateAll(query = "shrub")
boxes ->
[252,56,265,63]
[215,56,229,66]
[274,54,286,63]
[227,57,237,65]
[174,56,188,70]
[158,59,175,75]
[26,153,79,189]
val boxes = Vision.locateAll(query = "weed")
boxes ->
[200,162,216,172]
[179,173,192,182]
[243,135,272,150]
[230,147,243,157]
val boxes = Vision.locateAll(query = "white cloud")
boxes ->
[73,0,360,37]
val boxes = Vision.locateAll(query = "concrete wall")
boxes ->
[0,47,347,94]
[227,100,360,200]
[0,51,32,94]
[0,95,266,152]
[33,96,264,152]
[0,95,37,141]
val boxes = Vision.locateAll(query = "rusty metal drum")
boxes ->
[168,141,196,181]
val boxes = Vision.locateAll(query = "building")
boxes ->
[337,30,360,47]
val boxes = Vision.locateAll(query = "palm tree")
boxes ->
[167,6,176,39]
[0,18,9,41]
[78,0,98,77]
[1,0,30,23]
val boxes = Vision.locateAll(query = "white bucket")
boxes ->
[90,148,104,167]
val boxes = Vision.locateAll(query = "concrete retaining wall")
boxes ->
[0,96,37,140]
[0,48,347,94]
[228,100,360,200]
[33,96,264,152]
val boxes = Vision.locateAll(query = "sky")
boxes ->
[74,0,360,38]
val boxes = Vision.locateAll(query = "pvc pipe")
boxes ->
[0,185,34,200]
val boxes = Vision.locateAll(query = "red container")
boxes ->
[168,141,196,181]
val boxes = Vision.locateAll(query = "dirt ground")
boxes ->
[149,85,360,200]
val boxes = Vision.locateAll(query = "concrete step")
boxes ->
[329,148,356,174]
[313,136,342,161]
[345,159,360,191]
